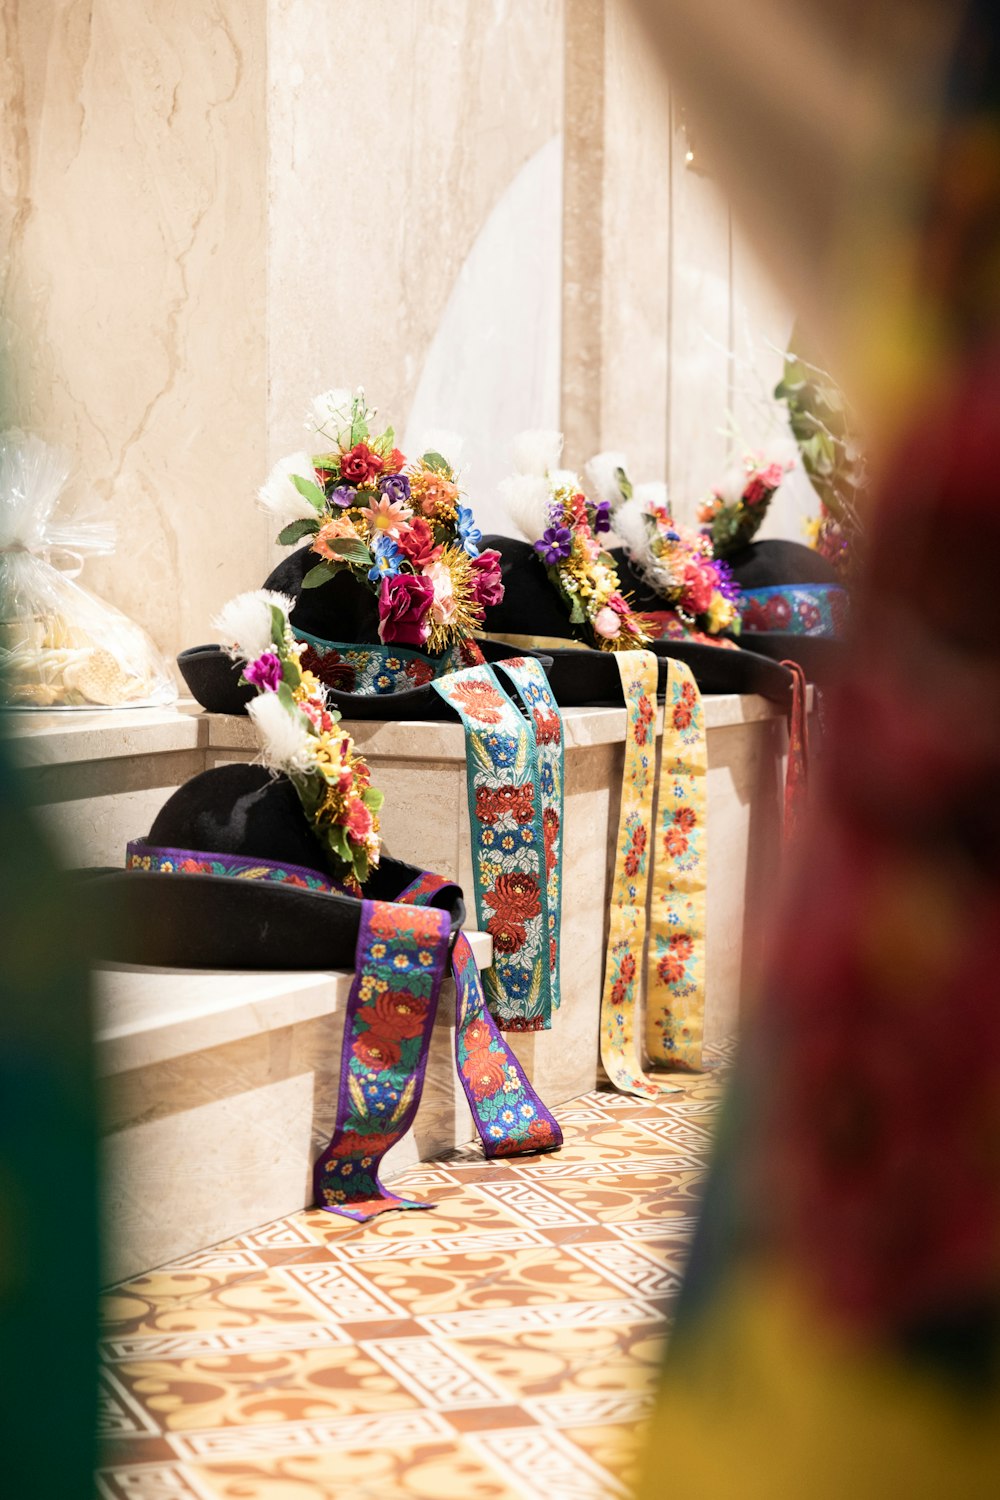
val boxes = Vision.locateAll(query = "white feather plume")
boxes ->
[584,451,629,506]
[498,473,552,543]
[633,480,670,513]
[610,497,651,561]
[213,590,293,663]
[257,451,320,530]
[548,468,582,495]
[418,428,465,472]
[511,429,563,477]
[248,692,318,776]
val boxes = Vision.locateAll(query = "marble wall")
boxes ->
[1,0,812,665]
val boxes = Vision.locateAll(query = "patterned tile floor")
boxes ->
[98,1055,729,1499]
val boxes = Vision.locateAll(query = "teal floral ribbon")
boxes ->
[294,632,483,694]
[738,583,847,637]
[433,659,564,1032]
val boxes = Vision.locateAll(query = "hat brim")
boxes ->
[493,639,792,708]
[178,641,553,722]
[75,857,465,971]
[733,632,847,683]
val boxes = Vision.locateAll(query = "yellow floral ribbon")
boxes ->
[599,651,707,1098]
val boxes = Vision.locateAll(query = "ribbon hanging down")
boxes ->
[314,882,563,1222]
[433,657,564,1032]
[600,651,708,1100]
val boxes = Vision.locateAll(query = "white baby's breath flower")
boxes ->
[248,692,318,776]
[213,590,293,663]
[418,428,465,472]
[584,451,629,507]
[498,472,552,542]
[511,429,563,477]
[257,451,320,529]
[306,387,353,443]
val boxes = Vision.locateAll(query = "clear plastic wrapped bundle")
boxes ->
[0,433,176,710]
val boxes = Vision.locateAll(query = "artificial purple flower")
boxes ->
[714,557,741,603]
[593,499,612,535]
[243,651,283,693]
[330,485,355,508]
[535,526,573,566]
[379,472,411,506]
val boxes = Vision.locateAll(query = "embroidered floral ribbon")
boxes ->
[432,658,564,1031]
[600,651,708,1099]
[295,632,485,695]
[314,884,563,1218]
[124,848,561,1219]
[738,583,847,637]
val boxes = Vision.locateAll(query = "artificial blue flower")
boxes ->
[534,526,573,566]
[367,533,403,582]
[455,503,482,557]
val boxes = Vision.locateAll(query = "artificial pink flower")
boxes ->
[593,606,622,639]
[470,548,504,607]
[378,573,434,647]
[362,493,413,537]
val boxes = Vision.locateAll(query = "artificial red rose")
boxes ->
[340,442,384,484]
[396,517,442,568]
[378,573,434,647]
[357,990,427,1040]
[487,915,527,953]
[355,1033,401,1070]
[300,644,357,693]
[404,657,434,687]
[486,872,541,922]
[469,548,504,607]
[461,1047,508,1097]
[344,798,373,842]
[387,447,407,472]
[681,559,714,616]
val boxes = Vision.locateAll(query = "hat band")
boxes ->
[294,631,485,695]
[738,584,847,638]
[125,838,344,894]
[484,630,590,654]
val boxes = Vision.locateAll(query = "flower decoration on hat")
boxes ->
[500,430,651,652]
[697,448,795,556]
[258,388,503,653]
[213,589,383,892]
[586,452,741,638]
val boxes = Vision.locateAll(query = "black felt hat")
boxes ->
[77,762,464,971]
[725,537,849,684]
[179,545,550,721]
[484,535,795,707]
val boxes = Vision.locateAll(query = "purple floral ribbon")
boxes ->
[125,842,561,1220]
